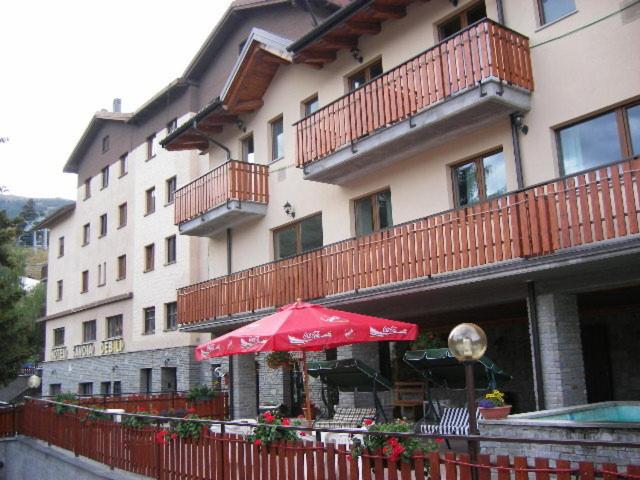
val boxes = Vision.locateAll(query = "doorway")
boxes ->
[161,367,177,393]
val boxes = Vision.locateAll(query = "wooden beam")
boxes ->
[369,4,406,19]
[231,99,264,113]
[345,20,381,35]
[322,34,358,49]
[297,49,337,63]
[197,124,223,135]
[201,113,237,124]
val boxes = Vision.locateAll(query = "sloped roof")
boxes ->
[35,202,76,230]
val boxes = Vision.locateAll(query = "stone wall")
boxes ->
[41,346,203,395]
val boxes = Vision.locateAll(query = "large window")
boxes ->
[348,59,383,91]
[303,95,319,116]
[79,382,93,396]
[118,203,127,228]
[453,150,507,207]
[558,103,640,175]
[144,244,155,272]
[106,315,123,339]
[166,176,177,204]
[438,2,486,40]
[242,134,255,163]
[166,235,176,264]
[53,327,65,347]
[538,0,576,25]
[146,134,156,160]
[165,302,178,330]
[117,254,127,280]
[83,320,97,343]
[274,214,323,260]
[144,307,155,334]
[270,116,284,161]
[146,187,156,215]
[354,190,393,236]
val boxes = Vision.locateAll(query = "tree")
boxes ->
[19,199,41,224]
[0,210,40,386]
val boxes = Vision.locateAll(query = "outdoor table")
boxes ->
[209,418,256,436]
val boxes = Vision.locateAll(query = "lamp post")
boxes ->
[448,323,487,465]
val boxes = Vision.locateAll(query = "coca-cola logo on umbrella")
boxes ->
[369,326,408,337]
[240,336,267,350]
[288,330,332,345]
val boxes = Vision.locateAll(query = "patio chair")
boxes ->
[313,406,376,430]
[418,407,482,436]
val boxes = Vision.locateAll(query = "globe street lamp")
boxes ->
[448,323,487,464]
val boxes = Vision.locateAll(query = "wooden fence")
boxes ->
[178,156,640,325]
[174,160,269,225]
[73,392,229,419]
[0,405,21,438]
[17,401,640,480]
[294,19,533,167]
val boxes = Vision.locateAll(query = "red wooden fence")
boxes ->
[18,401,640,480]
[174,160,269,225]
[178,157,640,326]
[294,19,533,168]
[74,392,229,419]
[0,405,21,438]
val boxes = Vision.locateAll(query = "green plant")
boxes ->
[265,351,296,370]
[478,389,506,408]
[247,411,300,447]
[121,409,156,429]
[171,413,203,440]
[83,405,111,422]
[351,419,439,463]
[410,332,446,351]
[186,384,218,402]
[53,392,78,414]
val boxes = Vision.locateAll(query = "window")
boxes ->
[146,134,156,160]
[140,369,152,395]
[97,261,106,286]
[144,244,155,272]
[242,134,255,163]
[144,307,155,334]
[101,165,109,189]
[354,190,393,236]
[348,59,383,91]
[538,0,576,25]
[84,178,91,200]
[78,382,93,396]
[100,382,111,396]
[82,320,97,343]
[452,150,507,207]
[166,176,177,204]
[81,270,89,293]
[557,103,640,175]
[165,302,178,330]
[113,381,122,396]
[117,254,126,280]
[53,327,65,347]
[102,135,110,153]
[274,214,323,260]
[99,213,107,237]
[167,118,177,134]
[270,116,284,161]
[438,1,486,39]
[49,384,62,396]
[118,203,127,228]
[56,280,63,301]
[82,223,90,246]
[146,187,156,215]
[58,236,64,257]
[166,235,176,264]
[303,95,319,116]
[119,153,128,176]
[106,314,123,338]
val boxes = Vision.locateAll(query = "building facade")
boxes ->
[162,0,640,419]
[39,0,342,397]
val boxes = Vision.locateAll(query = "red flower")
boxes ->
[281,418,290,426]
[155,430,169,445]
[187,407,196,414]
[170,433,178,440]
[363,419,374,426]
[300,432,306,437]
[346,455,352,461]
[254,439,262,446]
[435,437,444,444]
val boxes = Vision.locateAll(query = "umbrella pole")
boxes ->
[302,351,313,423]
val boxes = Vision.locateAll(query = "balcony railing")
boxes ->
[294,19,533,168]
[178,157,640,326]
[174,160,269,226]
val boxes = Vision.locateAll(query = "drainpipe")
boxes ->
[511,113,525,189]
[192,120,232,161]
[496,0,505,25]
[526,281,546,411]
[226,228,232,275]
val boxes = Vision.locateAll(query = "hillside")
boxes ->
[0,195,73,219]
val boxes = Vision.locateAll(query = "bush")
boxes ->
[121,409,157,429]
[53,392,78,414]
[247,411,301,447]
[186,384,218,402]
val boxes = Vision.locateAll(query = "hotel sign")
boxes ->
[51,346,68,361]
[73,343,95,358]
[101,338,125,355]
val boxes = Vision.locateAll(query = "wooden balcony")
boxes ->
[294,19,533,184]
[174,160,269,237]
[178,157,640,327]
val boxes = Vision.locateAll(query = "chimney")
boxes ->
[113,98,122,113]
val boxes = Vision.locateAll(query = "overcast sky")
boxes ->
[0,1,233,200]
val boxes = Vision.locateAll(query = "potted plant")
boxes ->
[247,410,300,447]
[477,390,512,419]
[265,351,296,370]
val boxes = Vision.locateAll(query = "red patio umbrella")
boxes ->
[195,300,418,420]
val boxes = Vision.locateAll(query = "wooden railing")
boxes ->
[18,400,640,479]
[0,405,21,438]
[294,19,533,168]
[178,157,640,326]
[174,160,269,225]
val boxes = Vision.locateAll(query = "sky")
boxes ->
[0,1,234,200]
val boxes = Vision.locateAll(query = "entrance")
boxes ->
[161,367,177,393]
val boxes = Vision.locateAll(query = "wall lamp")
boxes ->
[513,114,529,135]
[351,46,363,64]
[283,202,296,218]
